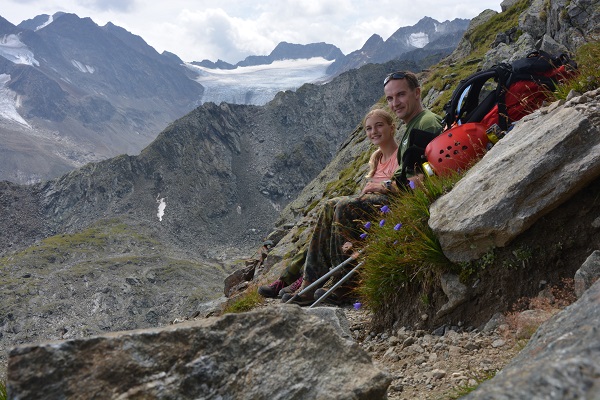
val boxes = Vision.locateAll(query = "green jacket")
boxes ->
[394,109,442,184]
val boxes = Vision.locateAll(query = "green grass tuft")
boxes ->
[555,40,600,99]
[222,290,263,314]
[446,370,498,399]
[356,173,464,311]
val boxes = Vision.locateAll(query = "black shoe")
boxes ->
[313,288,342,305]
[279,276,303,297]
[281,291,314,306]
[257,279,285,298]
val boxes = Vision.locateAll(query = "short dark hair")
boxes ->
[383,71,420,90]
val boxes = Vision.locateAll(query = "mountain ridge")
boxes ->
[0,13,466,184]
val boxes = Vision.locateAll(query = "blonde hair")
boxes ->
[363,107,396,178]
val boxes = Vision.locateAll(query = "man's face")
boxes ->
[384,78,422,123]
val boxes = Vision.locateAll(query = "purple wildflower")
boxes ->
[364,221,372,229]
[394,223,402,230]
[409,180,416,189]
[379,219,385,227]
[353,302,362,310]
[360,233,368,239]
[380,205,390,213]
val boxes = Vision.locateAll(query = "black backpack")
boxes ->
[442,50,578,132]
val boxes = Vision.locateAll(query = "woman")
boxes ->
[258,107,399,303]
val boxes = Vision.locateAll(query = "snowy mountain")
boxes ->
[0,12,467,184]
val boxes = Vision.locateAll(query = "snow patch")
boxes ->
[157,196,166,221]
[36,15,53,31]
[71,60,96,74]
[0,34,39,66]
[408,32,429,48]
[0,74,30,127]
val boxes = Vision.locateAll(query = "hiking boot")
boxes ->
[278,276,303,297]
[281,291,314,306]
[313,287,341,305]
[257,279,285,298]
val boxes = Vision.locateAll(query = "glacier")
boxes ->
[186,57,335,106]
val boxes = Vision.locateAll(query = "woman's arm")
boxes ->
[361,179,393,194]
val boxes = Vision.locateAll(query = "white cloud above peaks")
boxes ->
[1,0,502,64]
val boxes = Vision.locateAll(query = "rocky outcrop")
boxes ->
[464,279,600,399]
[429,89,600,262]
[7,305,391,400]
[574,250,600,298]
[481,0,600,68]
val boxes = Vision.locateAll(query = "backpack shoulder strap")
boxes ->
[443,69,500,130]
[395,128,440,188]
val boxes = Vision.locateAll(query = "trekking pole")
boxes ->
[309,261,363,308]
[285,251,361,305]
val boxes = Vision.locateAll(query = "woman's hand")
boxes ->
[362,180,393,194]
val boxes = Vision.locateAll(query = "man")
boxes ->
[383,71,443,188]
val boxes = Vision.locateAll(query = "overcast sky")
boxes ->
[2,0,502,64]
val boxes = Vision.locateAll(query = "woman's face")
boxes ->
[365,115,394,146]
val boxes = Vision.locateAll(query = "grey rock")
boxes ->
[574,250,600,298]
[464,280,600,399]
[500,0,521,11]
[7,305,391,400]
[430,92,600,262]
[437,273,468,318]
[483,313,507,333]
[306,306,353,340]
[223,264,256,296]
[519,0,547,40]
[538,34,570,55]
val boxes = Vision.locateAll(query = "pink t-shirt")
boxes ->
[370,149,399,184]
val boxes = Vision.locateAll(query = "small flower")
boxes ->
[379,219,385,227]
[360,233,368,239]
[364,221,372,229]
[353,302,362,310]
[393,240,398,245]
[409,180,416,190]
[380,205,390,213]
[394,223,402,230]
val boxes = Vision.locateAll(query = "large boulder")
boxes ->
[430,89,600,262]
[7,305,391,400]
[464,279,600,399]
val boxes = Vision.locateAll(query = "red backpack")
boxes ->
[442,50,578,131]
[424,50,578,176]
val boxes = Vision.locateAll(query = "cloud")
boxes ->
[171,8,273,63]
[76,0,136,13]
[1,0,502,64]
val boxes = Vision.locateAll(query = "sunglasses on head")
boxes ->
[383,71,408,87]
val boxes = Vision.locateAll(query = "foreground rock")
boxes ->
[7,305,391,400]
[464,279,600,399]
[430,89,600,262]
